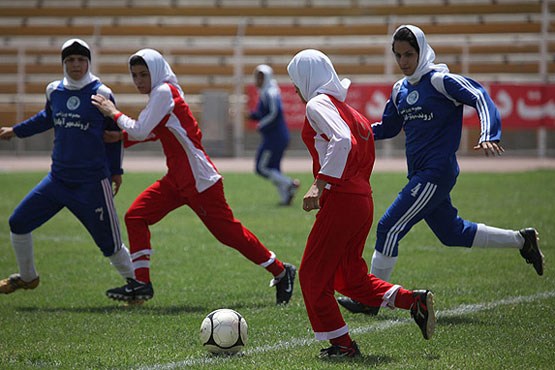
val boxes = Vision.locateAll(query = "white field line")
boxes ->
[137,291,555,370]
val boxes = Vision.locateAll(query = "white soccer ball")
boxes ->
[199,308,248,355]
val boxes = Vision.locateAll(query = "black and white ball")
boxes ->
[199,308,248,354]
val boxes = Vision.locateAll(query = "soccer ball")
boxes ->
[199,308,248,354]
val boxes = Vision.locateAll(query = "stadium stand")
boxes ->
[0,0,553,155]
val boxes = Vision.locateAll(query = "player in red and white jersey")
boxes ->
[287,49,435,358]
[92,48,295,305]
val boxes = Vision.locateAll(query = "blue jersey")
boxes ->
[372,71,501,180]
[13,80,123,183]
[250,87,290,146]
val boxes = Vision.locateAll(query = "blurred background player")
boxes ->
[338,24,545,316]
[0,38,134,295]
[248,64,300,205]
[287,49,435,358]
[92,49,296,305]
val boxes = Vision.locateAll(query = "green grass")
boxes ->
[0,170,553,369]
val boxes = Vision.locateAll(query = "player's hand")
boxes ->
[104,130,123,143]
[302,179,326,212]
[111,174,122,196]
[91,94,119,119]
[0,127,15,141]
[473,141,504,157]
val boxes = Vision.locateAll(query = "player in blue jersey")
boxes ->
[338,25,544,315]
[248,64,300,205]
[0,38,134,295]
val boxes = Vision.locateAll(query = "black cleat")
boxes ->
[519,228,544,276]
[337,296,380,315]
[274,263,296,305]
[106,278,154,302]
[410,290,435,340]
[319,341,361,358]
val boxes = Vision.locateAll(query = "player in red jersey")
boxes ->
[92,49,295,305]
[287,49,436,358]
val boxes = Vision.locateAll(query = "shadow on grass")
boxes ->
[319,353,395,366]
[15,301,277,316]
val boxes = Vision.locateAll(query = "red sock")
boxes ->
[135,267,150,284]
[267,259,285,277]
[330,333,353,348]
[394,288,414,310]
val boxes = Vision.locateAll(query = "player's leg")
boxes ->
[66,178,133,280]
[339,175,448,314]
[299,191,352,347]
[256,143,299,205]
[424,195,477,248]
[126,179,185,281]
[190,179,295,304]
[106,178,185,302]
[426,196,544,275]
[1,175,62,294]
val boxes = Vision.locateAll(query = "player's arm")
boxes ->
[443,74,504,156]
[371,82,404,141]
[97,86,124,195]
[256,90,280,132]
[305,95,351,185]
[302,178,327,212]
[8,82,58,139]
[4,90,55,140]
[92,85,171,141]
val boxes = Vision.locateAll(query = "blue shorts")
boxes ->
[9,173,122,257]
[255,136,288,176]
[375,172,477,257]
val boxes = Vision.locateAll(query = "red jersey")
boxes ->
[301,94,375,195]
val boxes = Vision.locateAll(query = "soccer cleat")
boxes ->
[410,290,435,340]
[337,296,380,315]
[519,228,544,276]
[319,341,361,358]
[274,263,296,305]
[0,273,40,294]
[106,278,154,302]
[281,179,301,206]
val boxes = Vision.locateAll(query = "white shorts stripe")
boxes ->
[383,182,437,256]
[101,178,122,253]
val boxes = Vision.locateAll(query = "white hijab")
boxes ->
[61,38,98,90]
[255,64,280,93]
[394,25,449,85]
[254,64,280,106]
[287,49,351,102]
[130,48,183,95]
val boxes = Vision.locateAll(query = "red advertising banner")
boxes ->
[246,83,555,130]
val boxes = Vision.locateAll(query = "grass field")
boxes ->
[0,170,553,369]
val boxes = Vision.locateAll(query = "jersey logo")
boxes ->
[67,96,81,110]
[355,120,371,141]
[406,90,419,105]
[410,183,421,197]
[352,110,371,141]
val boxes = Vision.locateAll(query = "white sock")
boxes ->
[11,232,38,281]
[472,224,523,249]
[108,244,135,279]
[370,250,397,282]
[268,169,293,202]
